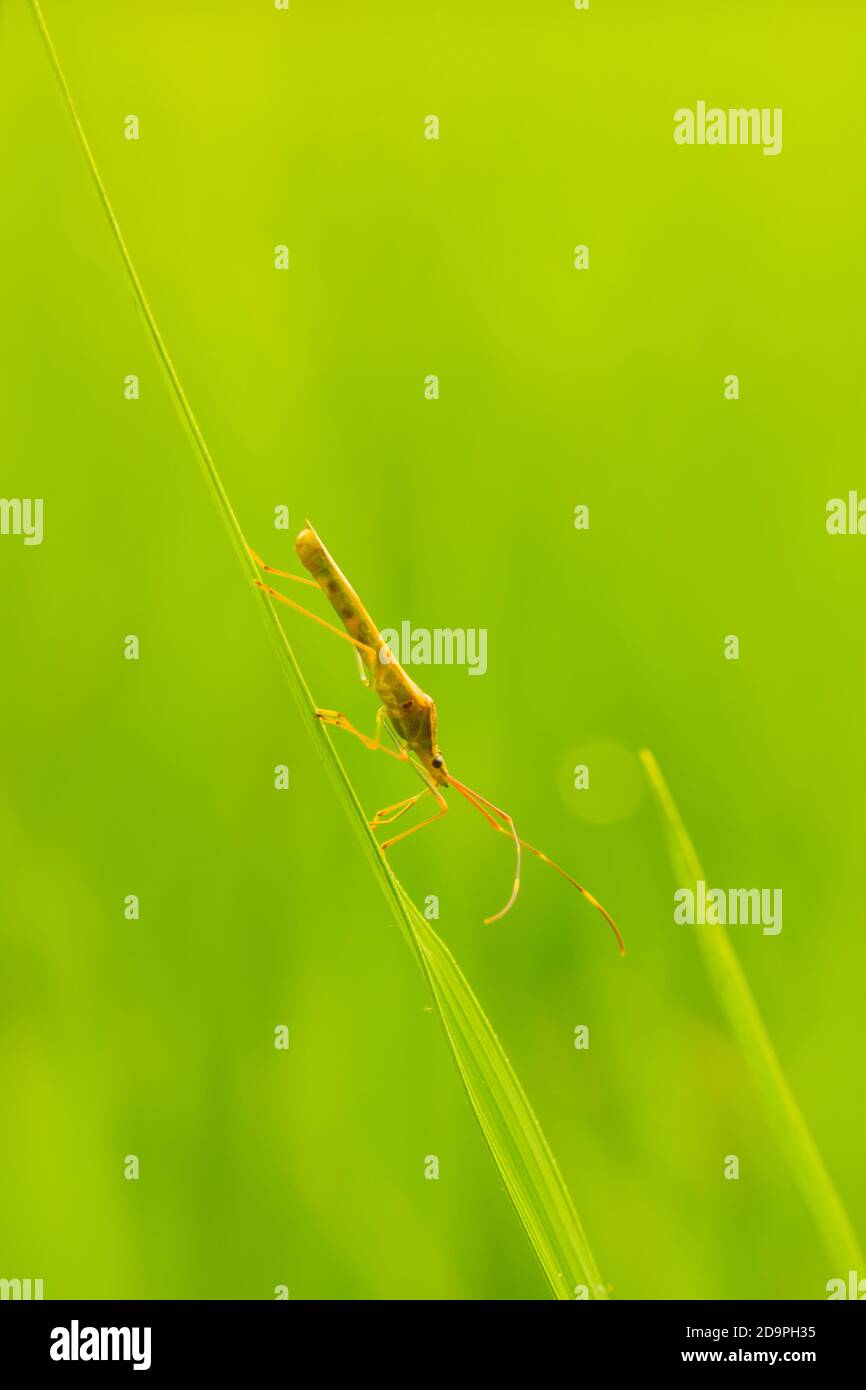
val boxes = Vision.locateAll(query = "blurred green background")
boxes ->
[1,0,864,1300]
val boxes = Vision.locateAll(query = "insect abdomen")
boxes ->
[296,526,384,658]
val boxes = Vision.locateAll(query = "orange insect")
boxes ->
[251,525,623,955]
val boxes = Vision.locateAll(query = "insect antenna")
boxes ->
[448,775,625,955]
[447,776,521,924]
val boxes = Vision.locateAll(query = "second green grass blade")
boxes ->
[641,748,863,1277]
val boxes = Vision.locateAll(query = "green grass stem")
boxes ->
[31,0,609,1300]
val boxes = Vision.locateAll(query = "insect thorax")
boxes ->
[376,664,435,751]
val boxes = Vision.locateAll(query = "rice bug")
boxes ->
[250,525,624,954]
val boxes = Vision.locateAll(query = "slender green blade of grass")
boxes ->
[393,882,608,1300]
[31,0,609,1299]
[641,748,864,1276]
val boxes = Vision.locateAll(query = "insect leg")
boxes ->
[249,548,320,588]
[315,705,409,764]
[370,788,431,828]
[353,646,372,688]
[379,786,449,852]
[255,581,379,662]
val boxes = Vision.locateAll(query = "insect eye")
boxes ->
[432,755,444,769]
